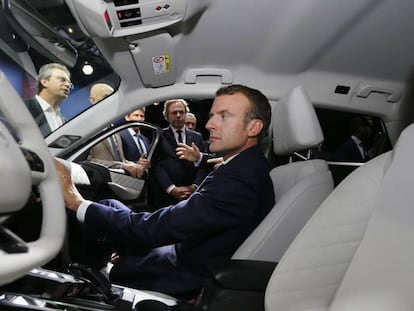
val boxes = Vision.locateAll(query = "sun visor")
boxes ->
[129,32,176,87]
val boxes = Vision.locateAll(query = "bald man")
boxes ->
[87,83,145,178]
[89,83,114,105]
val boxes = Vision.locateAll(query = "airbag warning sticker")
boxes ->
[152,54,170,75]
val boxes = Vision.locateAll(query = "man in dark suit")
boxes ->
[119,108,153,208]
[151,99,209,206]
[334,116,373,162]
[120,108,151,165]
[54,84,275,297]
[24,63,72,137]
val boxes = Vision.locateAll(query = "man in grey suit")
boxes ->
[87,83,146,178]
[55,84,275,298]
[24,63,72,137]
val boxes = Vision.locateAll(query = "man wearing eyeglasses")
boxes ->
[24,63,72,137]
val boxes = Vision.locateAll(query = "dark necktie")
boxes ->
[176,129,183,144]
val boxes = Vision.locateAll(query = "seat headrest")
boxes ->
[273,86,324,155]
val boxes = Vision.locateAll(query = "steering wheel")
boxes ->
[0,72,66,286]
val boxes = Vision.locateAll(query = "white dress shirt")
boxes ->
[35,94,65,131]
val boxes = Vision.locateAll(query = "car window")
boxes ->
[259,104,392,186]
[315,108,392,160]
[0,48,119,129]
[0,15,119,138]
[314,108,392,185]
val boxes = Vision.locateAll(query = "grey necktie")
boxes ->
[135,133,146,155]
[108,136,122,161]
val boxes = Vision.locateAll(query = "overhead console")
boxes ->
[66,0,207,37]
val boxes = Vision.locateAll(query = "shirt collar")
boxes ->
[222,153,239,165]
[351,135,362,145]
[127,127,139,136]
[170,126,184,133]
[35,94,61,113]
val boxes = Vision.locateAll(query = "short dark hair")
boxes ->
[216,84,271,140]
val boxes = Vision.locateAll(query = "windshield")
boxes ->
[0,1,120,137]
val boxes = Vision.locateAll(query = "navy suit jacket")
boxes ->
[82,145,275,295]
[120,129,151,162]
[151,127,209,205]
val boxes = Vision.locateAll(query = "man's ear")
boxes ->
[40,78,49,89]
[247,119,264,137]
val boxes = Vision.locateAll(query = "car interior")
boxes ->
[1,0,414,310]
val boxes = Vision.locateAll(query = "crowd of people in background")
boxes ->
[25,64,385,201]
[23,62,212,213]
[85,86,211,212]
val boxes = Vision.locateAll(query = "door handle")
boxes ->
[356,84,401,103]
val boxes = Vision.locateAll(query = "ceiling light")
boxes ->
[81,62,94,75]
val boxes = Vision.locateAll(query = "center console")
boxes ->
[0,266,177,310]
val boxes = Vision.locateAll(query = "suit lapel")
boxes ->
[162,128,180,157]
[26,98,52,136]
[165,128,178,145]
[114,134,126,160]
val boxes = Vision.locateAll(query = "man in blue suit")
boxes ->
[119,108,151,165]
[119,107,153,208]
[55,84,275,298]
[151,99,209,206]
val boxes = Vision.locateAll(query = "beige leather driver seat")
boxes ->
[233,85,334,263]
